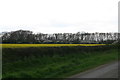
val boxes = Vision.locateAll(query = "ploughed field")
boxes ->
[1,44,106,48]
[2,44,118,78]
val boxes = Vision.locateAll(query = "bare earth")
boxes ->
[69,61,118,78]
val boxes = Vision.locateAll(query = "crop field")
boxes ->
[2,43,118,78]
[1,44,106,48]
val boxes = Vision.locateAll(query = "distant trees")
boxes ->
[2,30,35,43]
[1,30,119,44]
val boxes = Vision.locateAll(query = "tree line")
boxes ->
[1,30,119,44]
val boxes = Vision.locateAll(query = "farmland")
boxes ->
[1,44,106,48]
[2,44,118,78]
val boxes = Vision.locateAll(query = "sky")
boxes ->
[0,0,119,33]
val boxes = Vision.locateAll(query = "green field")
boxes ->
[2,44,118,78]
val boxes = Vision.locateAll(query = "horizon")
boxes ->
[0,29,119,34]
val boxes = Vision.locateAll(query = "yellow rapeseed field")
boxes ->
[1,44,106,48]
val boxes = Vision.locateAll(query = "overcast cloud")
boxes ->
[0,0,119,33]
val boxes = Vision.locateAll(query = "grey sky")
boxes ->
[0,0,119,33]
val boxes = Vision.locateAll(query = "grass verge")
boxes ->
[2,46,118,78]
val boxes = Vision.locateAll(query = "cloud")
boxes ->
[0,0,119,33]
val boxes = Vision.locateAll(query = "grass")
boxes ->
[1,44,106,48]
[2,45,118,78]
